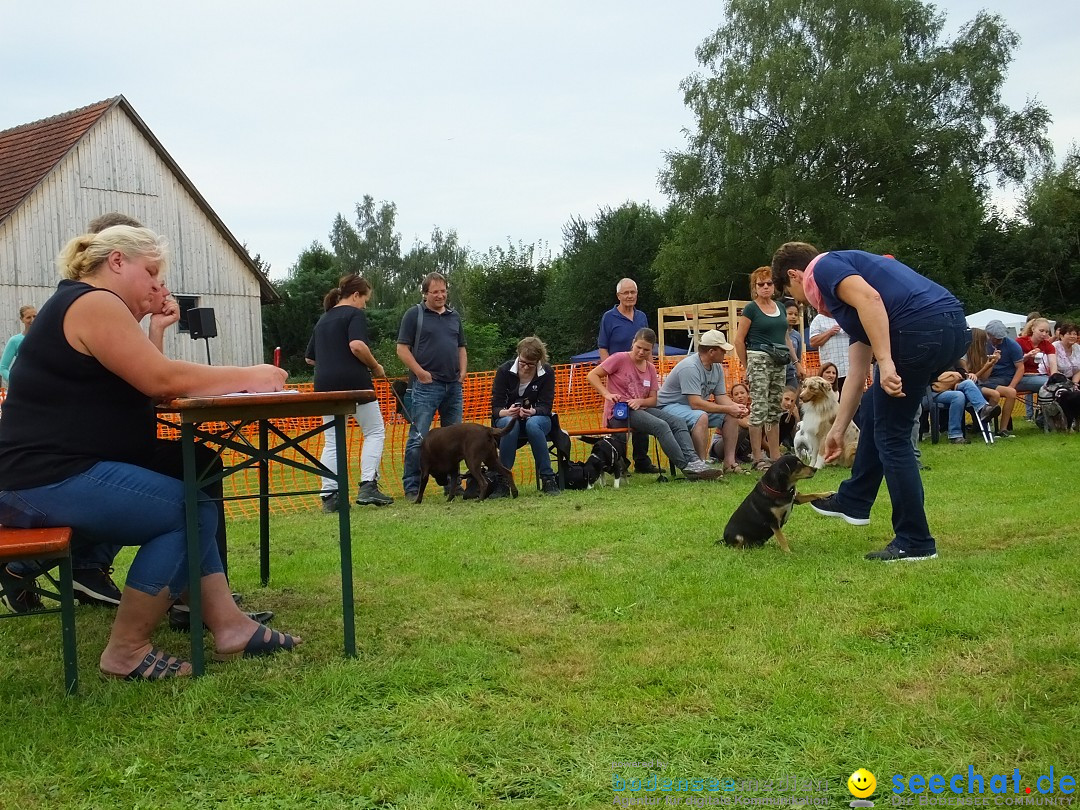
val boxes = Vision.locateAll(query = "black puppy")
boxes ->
[576,435,627,489]
[719,454,833,553]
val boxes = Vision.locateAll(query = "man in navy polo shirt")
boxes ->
[397,272,468,500]
[598,278,658,473]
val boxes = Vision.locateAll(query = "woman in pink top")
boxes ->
[586,328,718,478]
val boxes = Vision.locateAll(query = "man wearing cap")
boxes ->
[657,330,749,470]
[770,243,970,563]
[981,319,1024,436]
[598,278,658,473]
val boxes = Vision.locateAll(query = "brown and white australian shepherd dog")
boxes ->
[794,376,859,469]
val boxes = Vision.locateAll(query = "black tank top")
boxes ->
[0,279,155,489]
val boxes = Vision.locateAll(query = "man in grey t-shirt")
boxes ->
[657,330,748,465]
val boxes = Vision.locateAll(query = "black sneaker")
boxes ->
[865,541,937,562]
[404,491,420,504]
[635,459,659,474]
[321,491,340,513]
[995,429,1015,438]
[978,403,1002,423]
[809,495,870,526]
[541,475,561,496]
[168,605,275,632]
[0,564,44,613]
[486,477,511,499]
[72,566,122,607]
[355,480,394,506]
[948,437,969,445]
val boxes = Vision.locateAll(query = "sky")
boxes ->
[2,0,1076,280]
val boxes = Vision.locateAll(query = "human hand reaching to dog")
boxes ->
[823,427,846,463]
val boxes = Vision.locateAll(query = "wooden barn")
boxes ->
[0,95,278,368]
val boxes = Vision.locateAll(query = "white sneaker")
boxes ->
[685,459,710,474]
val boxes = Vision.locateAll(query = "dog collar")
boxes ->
[759,481,793,499]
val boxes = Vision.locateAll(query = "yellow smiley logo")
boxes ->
[848,768,877,798]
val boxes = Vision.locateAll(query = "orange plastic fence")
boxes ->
[164,353,820,518]
[0,353,828,520]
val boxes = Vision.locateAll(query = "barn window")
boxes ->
[175,296,201,333]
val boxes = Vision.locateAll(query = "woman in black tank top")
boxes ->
[0,225,301,680]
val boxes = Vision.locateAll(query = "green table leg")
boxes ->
[182,422,205,676]
[335,413,356,657]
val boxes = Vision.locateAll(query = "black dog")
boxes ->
[719,454,833,553]
[576,435,628,489]
[1038,373,1080,432]
[415,422,518,504]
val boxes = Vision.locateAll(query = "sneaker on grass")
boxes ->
[809,495,870,526]
[320,491,340,513]
[73,566,122,607]
[0,564,44,613]
[865,541,937,562]
[355,480,394,507]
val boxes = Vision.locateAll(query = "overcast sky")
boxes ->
[2,0,1075,279]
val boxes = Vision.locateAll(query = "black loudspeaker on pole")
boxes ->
[187,307,217,365]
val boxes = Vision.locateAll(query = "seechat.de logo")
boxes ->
[890,767,1077,799]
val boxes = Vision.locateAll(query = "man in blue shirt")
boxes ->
[597,278,657,473]
[982,319,1024,436]
[772,242,970,563]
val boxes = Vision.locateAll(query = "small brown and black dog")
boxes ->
[719,454,834,553]
[415,422,519,504]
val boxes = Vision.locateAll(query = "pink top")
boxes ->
[598,351,658,423]
[1054,340,1080,379]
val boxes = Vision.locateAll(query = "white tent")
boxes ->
[966,308,1027,336]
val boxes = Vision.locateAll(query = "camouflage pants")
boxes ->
[745,351,785,426]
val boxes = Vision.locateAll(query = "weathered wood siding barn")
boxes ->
[0,96,277,369]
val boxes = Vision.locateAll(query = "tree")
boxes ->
[541,203,671,360]
[261,243,338,375]
[1019,147,1080,315]
[455,241,551,363]
[329,195,405,308]
[659,0,1052,298]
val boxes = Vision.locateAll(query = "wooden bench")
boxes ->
[0,526,78,694]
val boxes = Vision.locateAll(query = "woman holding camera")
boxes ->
[491,336,559,495]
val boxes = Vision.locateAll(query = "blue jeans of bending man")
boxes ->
[934,379,990,439]
[496,414,554,478]
[830,310,971,555]
[0,460,222,597]
[402,379,463,495]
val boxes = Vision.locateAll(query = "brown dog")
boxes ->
[415,422,519,504]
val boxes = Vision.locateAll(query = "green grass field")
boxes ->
[2,424,1078,809]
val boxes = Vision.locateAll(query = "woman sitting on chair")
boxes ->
[0,226,299,680]
[491,336,559,496]
[587,328,720,480]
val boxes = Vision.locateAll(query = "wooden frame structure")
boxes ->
[656,299,750,369]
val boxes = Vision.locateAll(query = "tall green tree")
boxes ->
[658,0,1052,300]
[455,241,551,365]
[261,243,338,374]
[329,195,405,308]
[541,203,671,360]
[1020,147,1080,316]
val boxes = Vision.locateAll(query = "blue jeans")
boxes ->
[403,380,463,494]
[0,461,222,597]
[1016,374,1048,418]
[934,380,989,438]
[496,415,554,477]
[833,310,971,554]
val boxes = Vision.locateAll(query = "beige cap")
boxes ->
[699,329,734,351]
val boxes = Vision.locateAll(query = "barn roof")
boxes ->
[0,96,279,303]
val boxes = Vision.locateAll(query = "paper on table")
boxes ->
[219,389,301,397]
